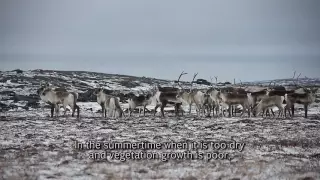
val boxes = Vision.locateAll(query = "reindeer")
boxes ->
[154,91,182,117]
[251,81,291,117]
[203,93,220,117]
[205,77,223,117]
[188,73,207,117]
[37,85,80,118]
[252,95,286,118]
[218,91,254,118]
[175,72,207,117]
[104,95,125,118]
[127,91,153,117]
[285,72,318,118]
[175,71,193,114]
[152,73,186,117]
[37,82,76,116]
[191,89,207,117]
[213,85,248,117]
[93,88,113,117]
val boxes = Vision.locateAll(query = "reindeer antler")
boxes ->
[239,79,243,87]
[177,71,188,90]
[210,76,214,87]
[190,72,198,92]
[304,76,317,91]
[292,71,301,88]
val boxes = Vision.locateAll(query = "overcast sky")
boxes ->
[1,0,320,82]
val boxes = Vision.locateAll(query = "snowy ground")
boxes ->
[1,103,320,180]
[1,70,320,179]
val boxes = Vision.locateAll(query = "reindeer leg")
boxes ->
[291,104,295,117]
[138,108,141,117]
[143,105,146,117]
[202,105,206,117]
[180,104,184,116]
[76,104,80,118]
[100,103,104,117]
[174,104,177,116]
[195,105,199,117]
[239,104,245,118]
[276,106,281,118]
[160,101,167,118]
[178,103,182,117]
[208,105,212,117]
[65,105,69,117]
[211,105,215,117]
[262,109,265,118]
[71,104,75,117]
[50,104,55,118]
[230,105,233,116]
[154,104,160,116]
[284,107,287,117]
[176,103,181,117]
[265,109,269,117]
[181,106,184,116]
[112,108,116,119]
[271,109,275,117]
[128,108,132,117]
[217,105,221,117]
[228,105,232,117]
[304,104,308,118]
[287,106,292,118]
[55,104,60,117]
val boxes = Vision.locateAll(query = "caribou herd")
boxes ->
[36,71,318,119]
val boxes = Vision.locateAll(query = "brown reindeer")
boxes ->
[127,91,153,117]
[218,91,254,118]
[152,74,185,117]
[285,72,318,118]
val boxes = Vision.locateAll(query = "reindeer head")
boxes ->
[126,92,135,99]
[37,87,45,95]
[37,86,51,96]
[37,81,50,95]
[93,87,104,95]
[311,87,319,94]
[150,86,158,96]
[144,92,152,99]
[176,91,184,100]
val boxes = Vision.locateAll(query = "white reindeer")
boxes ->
[94,88,111,117]
[253,95,286,118]
[37,85,80,118]
[104,96,125,118]
[206,88,221,117]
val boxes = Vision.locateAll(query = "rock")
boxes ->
[0,91,16,96]
[14,94,40,103]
